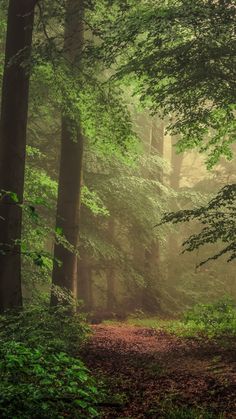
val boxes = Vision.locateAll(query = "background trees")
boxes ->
[0,0,235,316]
[92,0,236,166]
[0,2,236,417]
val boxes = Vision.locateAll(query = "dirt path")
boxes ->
[83,324,236,418]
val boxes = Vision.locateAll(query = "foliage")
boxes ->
[161,184,236,265]
[182,297,236,337]
[125,298,236,338]
[0,341,100,418]
[91,0,236,167]
[81,186,109,217]
[79,140,172,311]
[22,146,109,301]
[0,305,102,418]
[0,305,90,355]
[159,298,236,338]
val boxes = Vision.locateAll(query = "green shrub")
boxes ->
[0,305,90,355]
[0,341,100,418]
[0,306,103,418]
[183,297,236,337]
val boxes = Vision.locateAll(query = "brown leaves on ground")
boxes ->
[82,324,236,418]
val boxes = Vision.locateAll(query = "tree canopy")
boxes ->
[91,0,236,167]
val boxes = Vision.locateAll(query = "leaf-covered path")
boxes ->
[83,324,236,418]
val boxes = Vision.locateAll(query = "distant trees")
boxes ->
[0,0,37,312]
[76,116,171,315]
[92,0,236,269]
[162,184,236,265]
[93,0,236,166]
[0,0,234,315]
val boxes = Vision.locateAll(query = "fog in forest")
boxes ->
[0,1,235,418]
[25,110,236,320]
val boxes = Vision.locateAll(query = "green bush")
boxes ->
[0,306,103,418]
[0,305,90,355]
[183,297,236,337]
[0,341,100,418]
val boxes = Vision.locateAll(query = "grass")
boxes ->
[104,298,236,339]
[152,396,225,418]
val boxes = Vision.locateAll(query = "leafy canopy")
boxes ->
[90,0,236,167]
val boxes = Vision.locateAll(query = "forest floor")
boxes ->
[82,324,236,418]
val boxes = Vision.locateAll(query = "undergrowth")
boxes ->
[118,297,236,338]
[0,305,90,354]
[170,297,236,338]
[0,305,103,418]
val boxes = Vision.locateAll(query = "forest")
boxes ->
[0,0,235,418]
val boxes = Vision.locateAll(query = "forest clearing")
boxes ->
[0,0,236,418]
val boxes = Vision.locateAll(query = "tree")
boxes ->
[161,184,236,265]
[76,117,171,315]
[91,0,236,268]
[142,117,164,312]
[92,0,236,167]
[168,134,184,276]
[51,0,84,306]
[106,218,116,312]
[0,0,37,312]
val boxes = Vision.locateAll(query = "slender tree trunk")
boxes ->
[0,0,36,313]
[170,135,184,190]
[77,246,93,311]
[51,0,84,306]
[150,118,165,183]
[106,219,116,312]
[142,118,164,312]
[168,135,184,279]
[107,272,116,312]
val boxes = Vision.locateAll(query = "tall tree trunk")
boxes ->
[142,118,164,312]
[170,135,184,190]
[0,0,36,313]
[51,0,84,306]
[106,219,116,312]
[77,245,93,311]
[168,135,184,280]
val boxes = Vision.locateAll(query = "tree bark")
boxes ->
[106,219,116,312]
[51,0,84,306]
[142,118,164,312]
[0,0,36,312]
[77,245,93,311]
[170,135,184,190]
[168,135,184,280]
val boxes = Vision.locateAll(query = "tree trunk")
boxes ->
[107,273,116,312]
[168,135,184,280]
[106,219,116,312]
[170,135,184,190]
[142,118,164,312]
[51,0,84,306]
[77,246,93,311]
[0,0,36,313]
